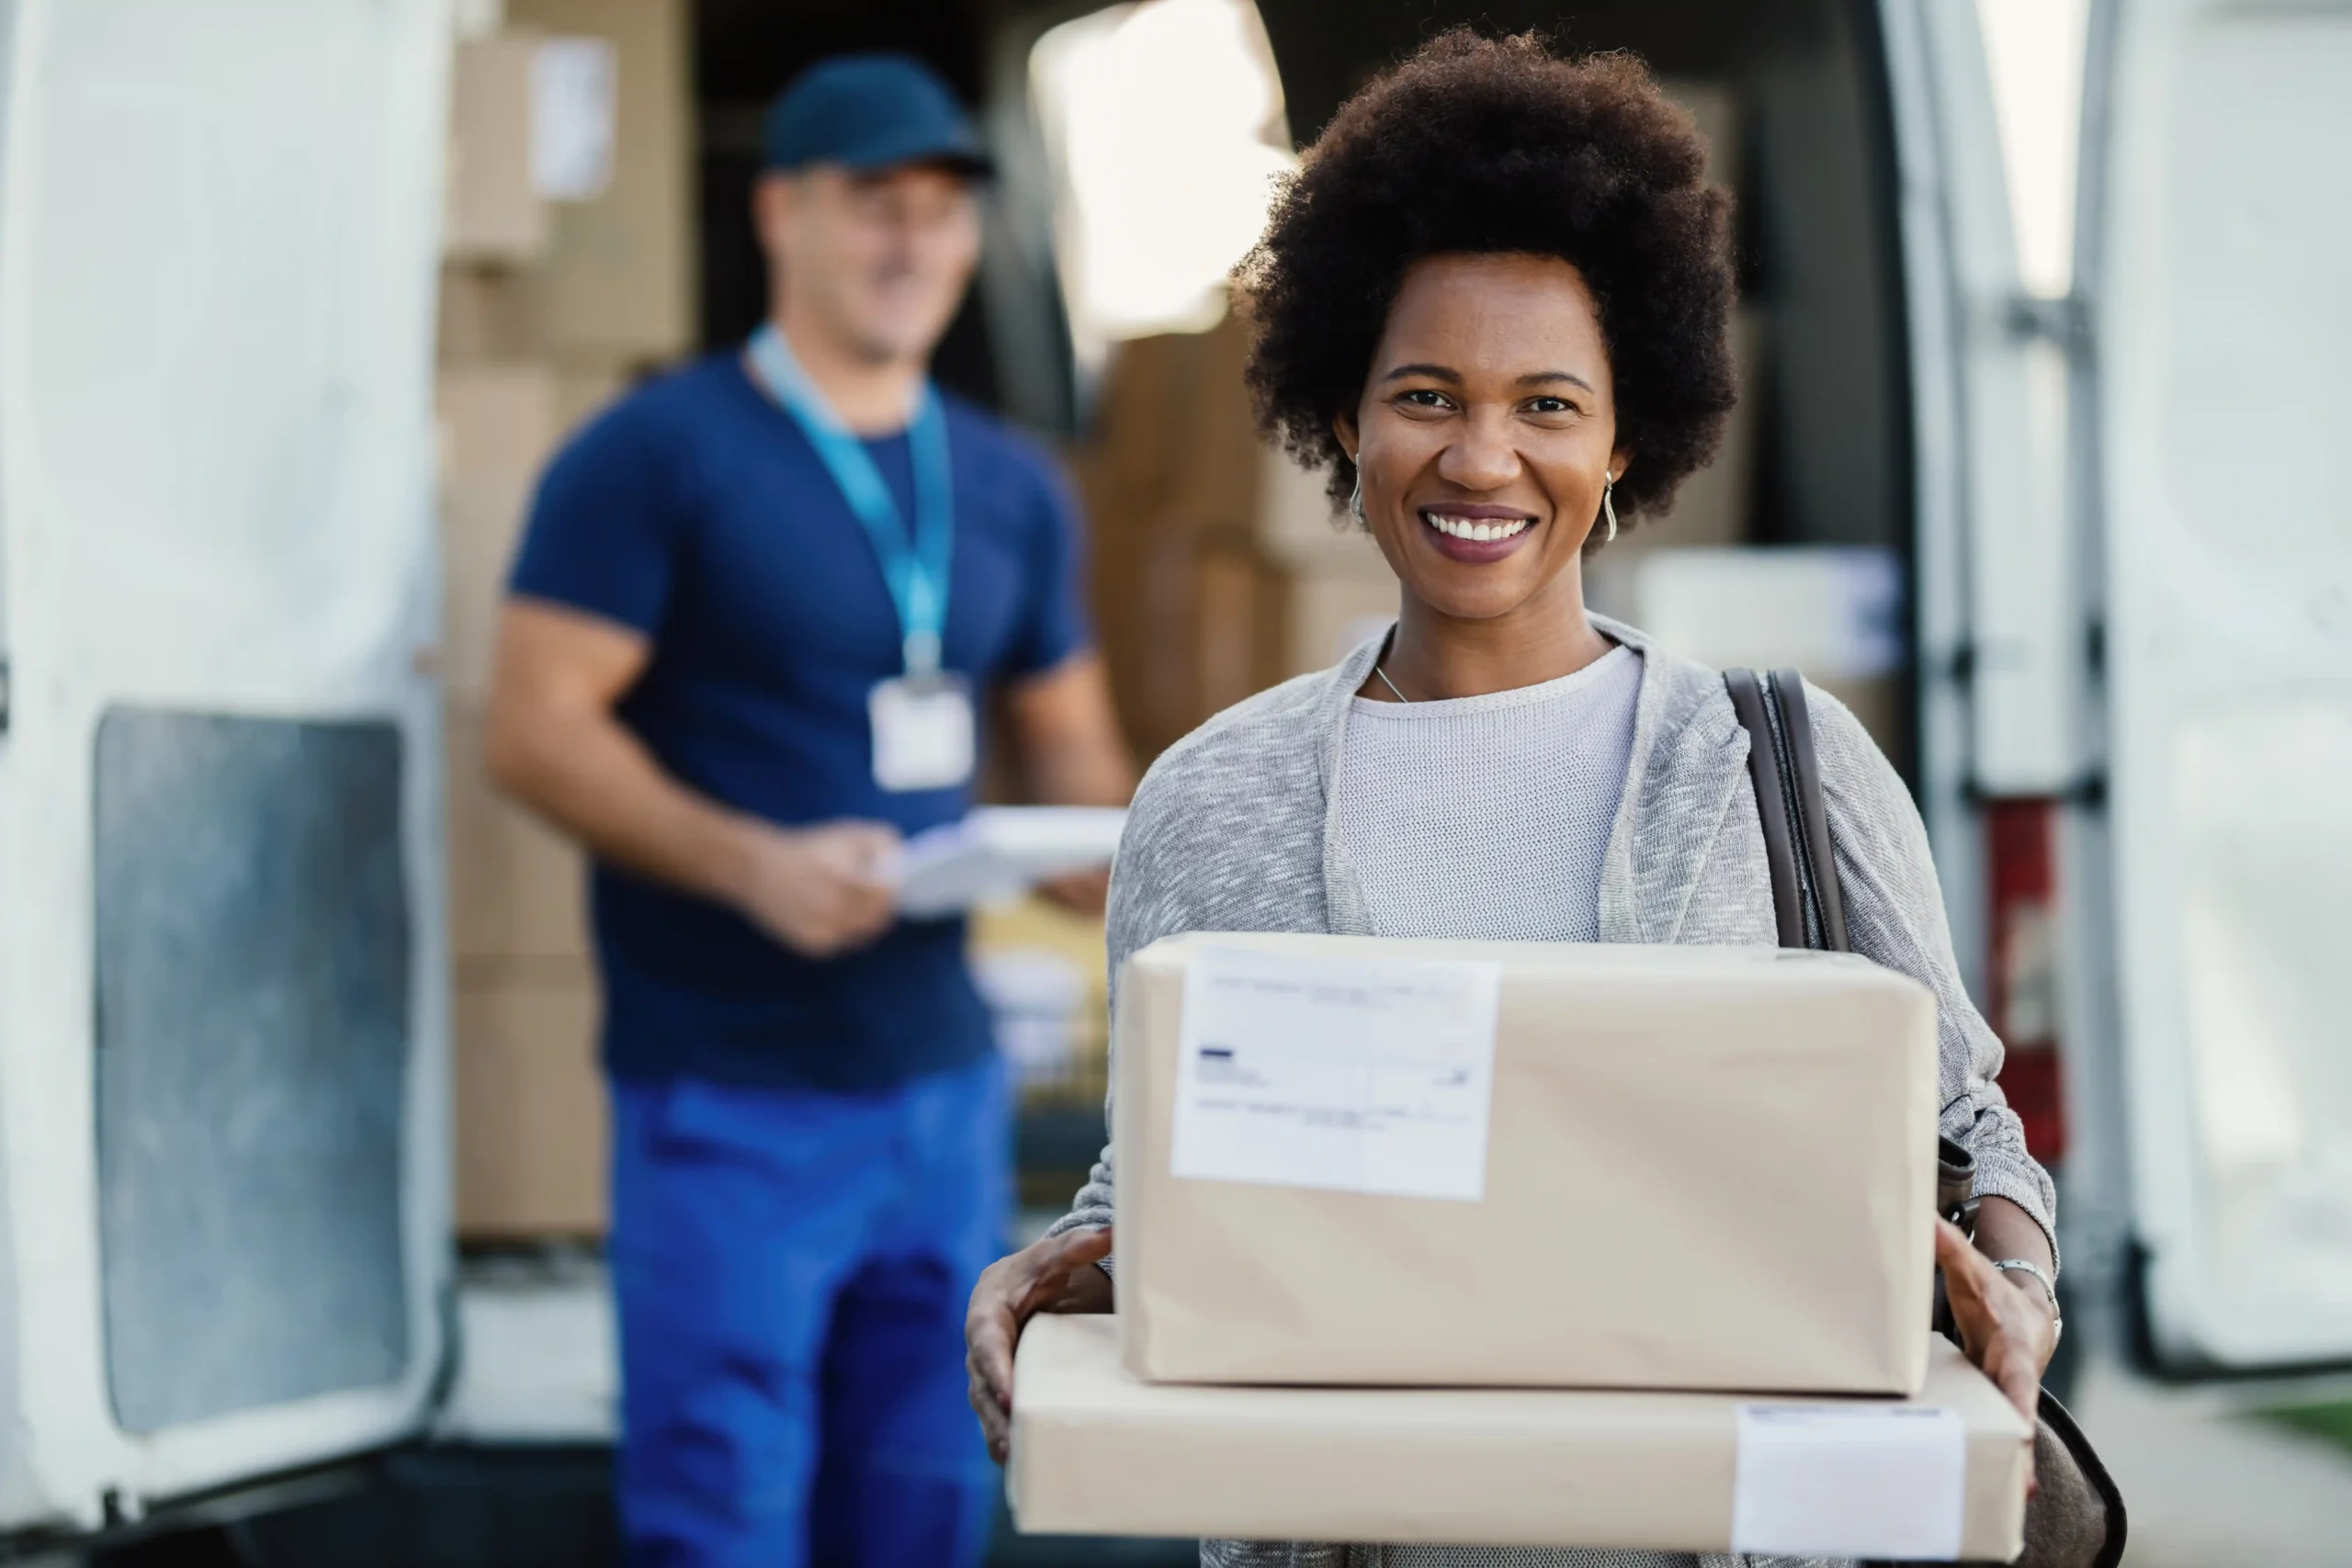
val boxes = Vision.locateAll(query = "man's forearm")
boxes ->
[1028,733,1135,807]
[1008,653,1136,807]
[486,699,754,908]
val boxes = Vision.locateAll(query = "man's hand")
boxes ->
[732,818,900,957]
[966,1225,1115,1464]
[1937,1218,2057,1490]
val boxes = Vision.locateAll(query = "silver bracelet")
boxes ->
[1991,1258,2063,1340]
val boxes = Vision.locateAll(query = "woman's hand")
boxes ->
[1936,1218,2058,1490]
[966,1225,1115,1464]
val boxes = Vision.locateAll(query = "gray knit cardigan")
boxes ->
[1044,615,2056,1568]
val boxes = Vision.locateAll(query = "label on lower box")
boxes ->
[1731,1404,1967,1560]
[1169,946,1501,1201]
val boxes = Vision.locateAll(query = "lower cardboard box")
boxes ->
[1009,1316,2030,1562]
[446,707,591,962]
[455,968,608,1237]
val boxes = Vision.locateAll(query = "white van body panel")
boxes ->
[2088,0,2352,1370]
[0,0,453,1529]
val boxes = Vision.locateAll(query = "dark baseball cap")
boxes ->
[763,53,993,178]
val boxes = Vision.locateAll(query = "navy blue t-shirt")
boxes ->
[509,352,1089,1090]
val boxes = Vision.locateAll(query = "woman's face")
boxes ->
[1339,253,1629,626]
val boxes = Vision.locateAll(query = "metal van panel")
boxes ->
[2088,0,2352,1371]
[0,0,453,1530]
[1875,0,2006,998]
[95,712,413,1434]
[1881,0,2086,819]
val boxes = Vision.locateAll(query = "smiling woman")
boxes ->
[1243,36,1737,526]
[968,28,2064,1568]
[1238,34,1738,705]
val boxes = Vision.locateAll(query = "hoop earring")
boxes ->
[1348,465,1366,526]
[1601,473,1619,545]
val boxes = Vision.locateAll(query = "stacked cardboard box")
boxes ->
[437,0,693,1238]
[1076,319,1294,762]
[1010,934,2035,1557]
[1014,1317,2030,1557]
[1113,934,1940,1394]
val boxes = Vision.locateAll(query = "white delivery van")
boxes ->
[0,0,2344,1549]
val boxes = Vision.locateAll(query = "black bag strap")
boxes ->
[1724,668,1804,947]
[1775,671,1850,953]
[1723,667,1847,952]
[1727,668,1972,1222]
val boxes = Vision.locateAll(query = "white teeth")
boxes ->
[1421,512,1532,543]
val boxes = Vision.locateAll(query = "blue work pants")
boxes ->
[609,1058,1008,1568]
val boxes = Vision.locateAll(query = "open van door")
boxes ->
[2078,0,2352,1372]
[1877,0,2089,1209]
[1881,0,2352,1373]
[0,0,454,1533]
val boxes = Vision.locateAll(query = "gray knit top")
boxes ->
[1045,615,2056,1568]
[1340,643,1641,943]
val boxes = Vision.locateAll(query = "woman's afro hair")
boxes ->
[1238,30,1738,529]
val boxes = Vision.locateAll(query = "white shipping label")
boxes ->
[530,38,617,200]
[1731,1405,1968,1561]
[1169,946,1502,1201]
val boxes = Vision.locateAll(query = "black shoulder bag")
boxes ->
[1724,668,2125,1568]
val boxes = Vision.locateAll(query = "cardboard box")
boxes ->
[1091,528,1289,763]
[455,964,607,1236]
[1114,932,1938,1393]
[1649,309,1761,548]
[434,355,621,704]
[1657,78,1741,190]
[1011,1315,2030,1561]
[439,363,563,479]
[436,366,566,700]
[447,706,589,962]
[442,469,537,703]
[1255,440,1358,570]
[554,366,628,434]
[1283,561,1396,679]
[503,0,694,363]
[437,264,547,364]
[446,34,551,265]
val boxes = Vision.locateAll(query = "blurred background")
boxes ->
[0,0,2346,1564]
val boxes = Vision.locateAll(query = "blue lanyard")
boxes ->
[746,325,955,674]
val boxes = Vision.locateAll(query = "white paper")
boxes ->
[1169,946,1502,1201]
[891,807,1126,917]
[530,38,616,200]
[1731,1404,1967,1561]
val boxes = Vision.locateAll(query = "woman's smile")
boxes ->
[1418,502,1540,561]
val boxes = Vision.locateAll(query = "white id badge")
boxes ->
[870,672,977,792]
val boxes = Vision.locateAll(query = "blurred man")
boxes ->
[485,52,1131,1568]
